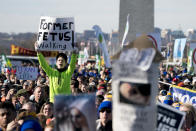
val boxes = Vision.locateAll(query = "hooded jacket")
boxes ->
[38,53,77,103]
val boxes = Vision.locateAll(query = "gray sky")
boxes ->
[0,0,196,33]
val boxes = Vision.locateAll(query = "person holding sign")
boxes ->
[35,42,78,103]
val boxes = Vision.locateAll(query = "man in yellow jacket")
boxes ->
[37,50,78,103]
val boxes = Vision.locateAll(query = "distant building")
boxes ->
[109,31,119,56]
[83,30,95,41]
[76,32,84,42]
[171,30,185,40]
[186,29,196,42]
[161,29,172,46]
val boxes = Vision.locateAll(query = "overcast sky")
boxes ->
[0,0,196,33]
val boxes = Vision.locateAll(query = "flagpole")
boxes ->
[121,14,130,48]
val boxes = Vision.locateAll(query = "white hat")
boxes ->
[192,77,196,84]
[184,79,190,85]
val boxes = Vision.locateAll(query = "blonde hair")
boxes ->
[180,103,196,121]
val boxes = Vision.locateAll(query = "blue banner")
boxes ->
[170,85,196,107]
[173,38,186,61]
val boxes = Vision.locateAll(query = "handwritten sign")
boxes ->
[16,66,38,80]
[37,16,75,51]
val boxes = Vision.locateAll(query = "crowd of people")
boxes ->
[0,50,196,131]
[158,64,196,131]
[0,50,113,131]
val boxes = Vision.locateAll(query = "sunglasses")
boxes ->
[100,108,111,113]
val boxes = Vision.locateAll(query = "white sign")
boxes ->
[37,16,75,51]
[113,61,158,131]
[10,61,22,67]
[16,66,38,80]
[119,48,155,71]
[78,51,85,65]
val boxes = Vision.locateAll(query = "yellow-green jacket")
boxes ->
[38,53,77,103]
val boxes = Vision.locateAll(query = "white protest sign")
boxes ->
[157,103,185,131]
[10,61,22,67]
[37,16,75,51]
[78,51,85,65]
[119,48,155,71]
[113,61,158,131]
[16,66,38,80]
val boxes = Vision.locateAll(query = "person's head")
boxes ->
[16,89,29,105]
[23,81,29,90]
[0,79,4,87]
[0,102,15,129]
[81,82,88,93]
[96,95,104,109]
[70,79,79,93]
[56,53,67,69]
[27,80,35,91]
[180,103,196,130]
[40,69,46,77]
[40,102,53,118]
[11,95,18,107]
[22,102,36,113]
[34,86,43,102]
[37,76,46,86]
[98,101,112,126]
[20,119,42,131]
[0,86,7,96]
[66,96,96,131]
[70,107,88,129]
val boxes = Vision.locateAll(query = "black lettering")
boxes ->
[40,19,46,29]
[64,32,71,41]
[50,33,57,41]
[72,31,74,48]
[63,23,68,29]
[69,22,74,29]
[43,23,48,30]
[59,44,62,49]
[45,44,48,48]
[59,33,64,41]
[63,44,66,50]
[43,32,48,40]
[38,43,44,49]
[53,43,57,48]
[48,22,53,30]
[53,23,61,30]
[38,43,45,48]
[38,32,42,41]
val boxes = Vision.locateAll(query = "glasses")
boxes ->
[100,108,111,113]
